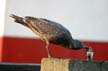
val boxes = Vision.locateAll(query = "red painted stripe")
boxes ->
[1,36,108,63]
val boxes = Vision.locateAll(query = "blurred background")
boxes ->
[0,0,108,64]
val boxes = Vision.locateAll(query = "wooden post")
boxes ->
[0,0,6,62]
[41,58,70,71]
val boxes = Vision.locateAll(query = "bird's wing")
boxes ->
[40,18,72,36]
[24,17,67,35]
[24,16,72,41]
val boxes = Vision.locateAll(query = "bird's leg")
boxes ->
[85,47,94,61]
[46,42,52,58]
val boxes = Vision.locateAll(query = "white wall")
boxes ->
[5,0,108,41]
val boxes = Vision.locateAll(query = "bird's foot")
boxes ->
[47,55,63,59]
[47,56,56,59]
[48,55,52,58]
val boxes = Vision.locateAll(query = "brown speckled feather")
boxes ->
[23,16,73,47]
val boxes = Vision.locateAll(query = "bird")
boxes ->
[10,14,93,60]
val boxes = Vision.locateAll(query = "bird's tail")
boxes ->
[10,14,29,27]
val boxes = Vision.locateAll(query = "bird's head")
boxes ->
[70,39,85,50]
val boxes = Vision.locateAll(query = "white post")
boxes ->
[0,0,6,61]
[0,0,6,36]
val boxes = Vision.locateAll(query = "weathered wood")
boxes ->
[41,58,108,71]
[41,58,70,71]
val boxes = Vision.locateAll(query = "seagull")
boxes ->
[10,14,93,60]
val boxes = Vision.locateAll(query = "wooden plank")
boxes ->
[41,58,69,71]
